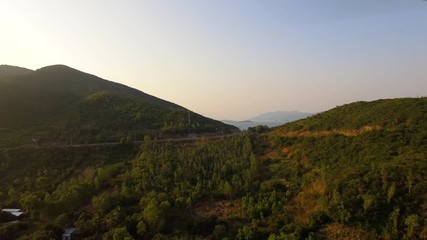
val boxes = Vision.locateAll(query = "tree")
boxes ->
[405,214,419,239]
[406,169,414,195]
[143,199,164,233]
[7,187,16,198]
[134,112,143,140]
[362,194,374,213]
[237,226,254,240]
[387,182,396,204]
[219,181,234,199]
[113,227,133,240]
[93,192,116,214]
[137,221,147,237]
[387,207,400,239]
[213,224,227,240]
[20,193,42,219]
[35,176,49,190]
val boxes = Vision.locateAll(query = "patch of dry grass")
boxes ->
[271,125,381,138]
[191,200,241,219]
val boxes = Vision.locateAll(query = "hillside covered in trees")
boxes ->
[0,97,426,239]
[0,65,237,147]
[264,97,427,239]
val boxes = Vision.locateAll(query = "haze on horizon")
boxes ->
[1,0,426,121]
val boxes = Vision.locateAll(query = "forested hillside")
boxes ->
[0,65,237,147]
[0,136,260,239]
[0,97,426,239]
[264,97,427,239]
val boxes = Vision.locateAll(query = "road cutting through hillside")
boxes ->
[0,132,243,150]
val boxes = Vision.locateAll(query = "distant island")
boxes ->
[222,111,312,130]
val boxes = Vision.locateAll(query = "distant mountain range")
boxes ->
[222,111,312,130]
[0,64,237,146]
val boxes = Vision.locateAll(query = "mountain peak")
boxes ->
[36,64,74,70]
[35,64,85,75]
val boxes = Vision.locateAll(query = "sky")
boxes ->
[1,0,426,120]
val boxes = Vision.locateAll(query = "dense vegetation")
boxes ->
[0,65,237,147]
[265,97,427,239]
[0,97,426,239]
[1,136,260,239]
[279,98,427,132]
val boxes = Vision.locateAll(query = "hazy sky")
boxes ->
[1,0,426,120]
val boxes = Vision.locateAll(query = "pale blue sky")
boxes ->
[1,0,426,120]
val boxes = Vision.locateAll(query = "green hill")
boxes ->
[0,65,237,146]
[273,97,427,133]
[262,97,427,239]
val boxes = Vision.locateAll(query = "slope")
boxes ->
[273,98,427,133]
[260,97,427,239]
[0,65,237,146]
[0,65,34,77]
